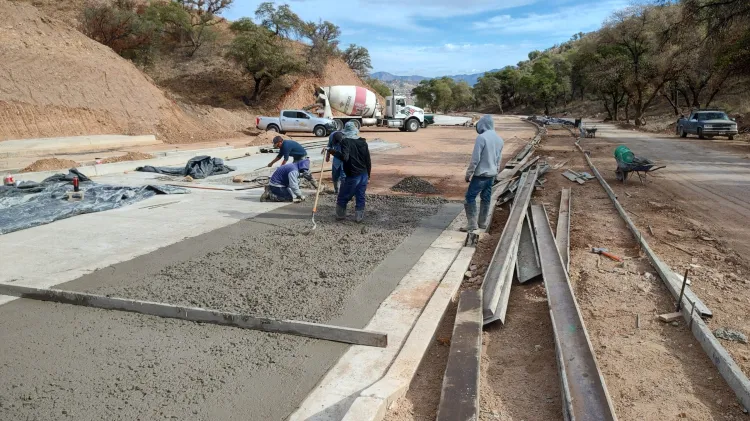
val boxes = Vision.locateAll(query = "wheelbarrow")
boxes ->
[615,157,666,184]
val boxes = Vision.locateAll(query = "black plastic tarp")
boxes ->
[0,170,189,235]
[135,155,235,179]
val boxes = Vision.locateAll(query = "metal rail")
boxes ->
[531,204,617,421]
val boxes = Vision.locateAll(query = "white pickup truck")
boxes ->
[255,110,335,137]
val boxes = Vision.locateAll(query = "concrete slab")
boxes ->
[289,217,466,421]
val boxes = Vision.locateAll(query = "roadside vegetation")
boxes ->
[79,1,379,105]
[471,1,750,125]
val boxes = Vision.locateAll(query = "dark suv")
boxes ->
[677,110,738,140]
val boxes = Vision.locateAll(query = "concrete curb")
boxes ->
[341,246,476,421]
[0,135,160,158]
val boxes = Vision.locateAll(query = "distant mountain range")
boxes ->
[370,70,499,87]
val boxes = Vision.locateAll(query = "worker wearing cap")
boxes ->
[260,158,312,203]
[324,130,346,193]
[463,115,504,232]
[267,136,308,167]
[330,121,371,222]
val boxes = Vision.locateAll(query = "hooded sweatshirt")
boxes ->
[269,159,311,198]
[466,115,504,179]
[333,122,371,177]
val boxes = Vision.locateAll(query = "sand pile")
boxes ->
[100,152,154,164]
[20,158,78,172]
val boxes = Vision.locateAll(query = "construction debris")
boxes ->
[562,169,593,184]
[714,328,749,344]
[136,155,235,179]
[659,312,683,323]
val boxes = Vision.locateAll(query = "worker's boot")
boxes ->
[478,200,491,230]
[460,202,479,232]
[355,209,365,223]
[260,186,271,202]
[336,205,347,221]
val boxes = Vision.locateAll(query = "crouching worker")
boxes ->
[260,159,311,203]
[330,121,371,222]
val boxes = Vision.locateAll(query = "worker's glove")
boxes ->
[294,195,306,203]
[267,163,273,168]
[465,174,472,183]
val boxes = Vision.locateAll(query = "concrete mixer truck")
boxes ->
[313,86,425,132]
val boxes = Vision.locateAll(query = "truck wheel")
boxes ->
[313,125,327,137]
[679,127,687,138]
[406,119,420,132]
[333,119,344,131]
[698,128,705,139]
[267,124,280,133]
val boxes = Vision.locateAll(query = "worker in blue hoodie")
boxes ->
[462,115,504,232]
[260,158,312,203]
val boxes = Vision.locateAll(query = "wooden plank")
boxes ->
[481,168,538,324]
[436,290,482,421]
[0,283,387,347]
[556,188,571,271]
[658,312,682,322]
[517,209,542,283]
[531,205,618,421]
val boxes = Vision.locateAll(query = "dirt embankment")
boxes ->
[20,158,78,173]
[0,0,251,144]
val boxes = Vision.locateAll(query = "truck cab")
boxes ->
[385,96,425,131]
[678,110,738,140]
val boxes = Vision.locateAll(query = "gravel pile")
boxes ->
[391,176,438,194]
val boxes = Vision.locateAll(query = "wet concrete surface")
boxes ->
[0,195,460,420]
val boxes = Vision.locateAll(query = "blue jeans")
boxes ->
[331,159,346,184]
[270,185,293,201]
[465,175,493,205]
[337,173,368,210]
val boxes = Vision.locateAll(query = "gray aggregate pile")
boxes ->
[391,176,439,194]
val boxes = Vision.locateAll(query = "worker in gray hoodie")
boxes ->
[462,115,504,232]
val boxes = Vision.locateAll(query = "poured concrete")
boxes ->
[0,196,459,420]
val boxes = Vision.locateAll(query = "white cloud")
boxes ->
[368,43,539,76]
[226,0,537,32]
[473,0,630,36]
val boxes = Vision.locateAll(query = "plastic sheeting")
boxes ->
[0,170,189,235]
[136,155,235,179]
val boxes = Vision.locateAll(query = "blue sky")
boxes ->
[224,0,632,77]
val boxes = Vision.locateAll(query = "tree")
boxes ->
[452,81,474,111]
[412,80,435,111]
[171,0,232,56]
[227,20,302,101]
[254,2,304,39]
[302,20,341,75]
[343,44,372,78]
[365,77,392,98]
[599,5,684,125]
[433,78,454,113]
[80,0,159,63]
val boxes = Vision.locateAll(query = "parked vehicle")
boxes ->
[256,110,334,137]
[677,109,738,140]
[313,85,425,132]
